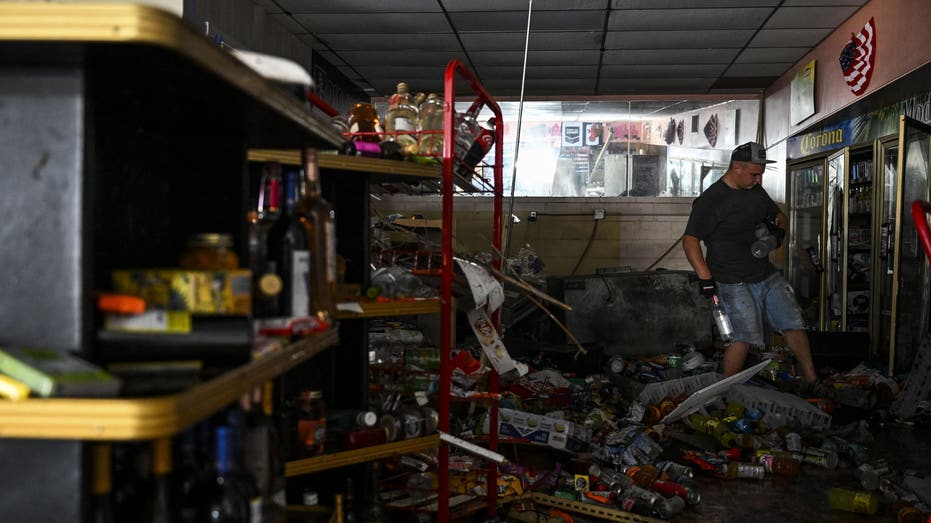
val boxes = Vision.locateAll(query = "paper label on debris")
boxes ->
[455,258,504,312]
[467,308,518,375]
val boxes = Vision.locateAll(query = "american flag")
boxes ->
[839,17,876,96]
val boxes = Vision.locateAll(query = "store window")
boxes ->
[462,99,761,197]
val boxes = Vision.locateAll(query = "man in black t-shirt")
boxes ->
[682,142,819,388]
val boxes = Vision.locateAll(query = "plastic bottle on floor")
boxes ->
[828,487,879,515]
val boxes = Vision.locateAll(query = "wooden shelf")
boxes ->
[335,299,441,319]
[286,434,439,477]
[0,329,339,441]
[249,149,442,180]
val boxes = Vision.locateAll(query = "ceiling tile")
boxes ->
[782,0,867,5]
[477,65,601,79]
[312,33,461,51]
[598,77,717,92]
[445,0,606,10]
[734,47,810,63]
[605,30,755,49]
[764,6,861,29]
[332,50,470,66]
[450,10,604,32]
[602,48,740,65]
[613,0,780,7]
[470,50,602,66]
[276,0,441,13]
[608,8,773,31]
[601,64,728,78]
[459,31,602,51]
[723,63,794,77]
[480,77,599,91]
[748,28,834,47]
[291,13,449,34]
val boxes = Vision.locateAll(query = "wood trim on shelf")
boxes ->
[530,493,667,523]
[0,3,342,149]
[249,149,442,180]
[285,434,439,477]
[0,329,339,441]
[335,299,441,319]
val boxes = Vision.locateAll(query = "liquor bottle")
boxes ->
[253,165,284,318]
[417,93,444,155]
[297,149,336,326]
[245,382,286,522]
[176,428,210,523]
[343,478,359,523]
[385,82,419,152]
[328,494,345,523]
[265,170,309,318]
[711,294,734,344]
[201,427,252,523]
[92,444,115,523]
[347,102,383,143]
[145,438,179,523]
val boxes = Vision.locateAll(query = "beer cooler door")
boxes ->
[787,159,827,329]
[884,116,931,373]
[825,149,849,331]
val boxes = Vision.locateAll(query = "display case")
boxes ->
[787,116,931,373]
[879,116,931,373]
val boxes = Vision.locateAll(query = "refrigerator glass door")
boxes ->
[825,150,848,331]
[787,160,826,329]
[888,116,931,372]
[875,137,900,360]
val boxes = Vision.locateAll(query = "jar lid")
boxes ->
[187,233,233,248]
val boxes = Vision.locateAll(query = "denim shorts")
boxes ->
[716,272,806,346]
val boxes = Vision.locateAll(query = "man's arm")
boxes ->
[774,211,788,229]
[682,234,712,280]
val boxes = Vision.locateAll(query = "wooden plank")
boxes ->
[530,493,667,523]
[248,149,442,180]
[0,329,339,440]
[285,434,439,477]
[335,299,441,319]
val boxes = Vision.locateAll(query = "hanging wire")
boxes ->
[502,0,533,263]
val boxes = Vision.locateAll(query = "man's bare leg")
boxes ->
[783,329,817,383]
[722,341,749,376]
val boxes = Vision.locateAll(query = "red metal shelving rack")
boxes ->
[437,59,504,522]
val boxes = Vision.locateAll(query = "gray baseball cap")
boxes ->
[731,142,776,165]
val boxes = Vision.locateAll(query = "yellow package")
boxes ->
[112,269,251,315]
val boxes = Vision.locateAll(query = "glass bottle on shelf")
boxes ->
[385,82,419,152]
[297,149,336,326]
[201,427,252,523]
[417,93,444,155]
[146,437,180,523]
[91,444,115,523]
[245,382,286,522]
[347,102,383,143]
[265,170,309,318]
